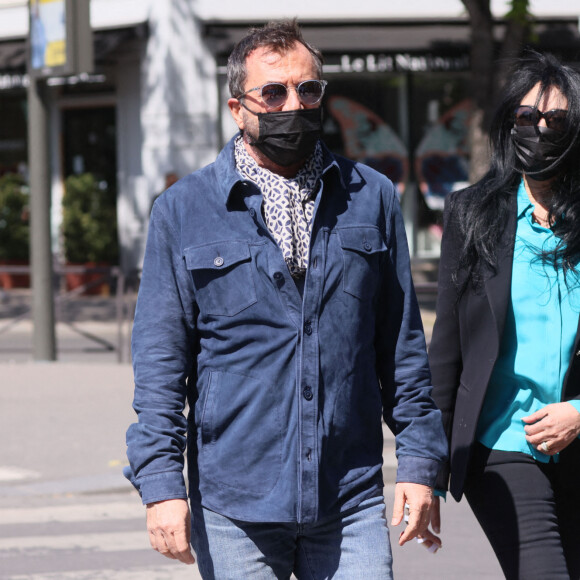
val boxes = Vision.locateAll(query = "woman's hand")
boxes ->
[523,402,580,455]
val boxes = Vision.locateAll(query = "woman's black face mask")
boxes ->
[511,125,570,181]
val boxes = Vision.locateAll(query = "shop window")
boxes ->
[411,75,471,212]
[0,94,27,177]
[322,73,470,254]
[62,107,119,265]
[322,76,409,193]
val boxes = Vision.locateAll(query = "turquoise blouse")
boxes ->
[477,180,580,462]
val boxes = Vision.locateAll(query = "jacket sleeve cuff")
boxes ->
[396,455,443,488]
[123,466,188,505]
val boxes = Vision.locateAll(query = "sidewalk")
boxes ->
[0,284,502,578]
[0,360,501,579]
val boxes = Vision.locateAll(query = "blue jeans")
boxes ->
[190,495,393,579]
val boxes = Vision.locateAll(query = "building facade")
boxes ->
[0,0,579,272]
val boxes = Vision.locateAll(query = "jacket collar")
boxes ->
[215,133,346,206]
[484,191,518,341]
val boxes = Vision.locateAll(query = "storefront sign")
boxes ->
[0,72,107,91]
[336,52,470,74]
[0,74,29,90]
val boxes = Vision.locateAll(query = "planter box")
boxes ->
[64,263,111,296]
[0,260,30,289]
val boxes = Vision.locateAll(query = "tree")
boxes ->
[462,0,532,181]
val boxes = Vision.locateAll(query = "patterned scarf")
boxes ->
[235,135,324,278]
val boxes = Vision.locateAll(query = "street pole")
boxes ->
[27,75,56,361]
[26,0,93,361]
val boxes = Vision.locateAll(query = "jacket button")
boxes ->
[304,321,312,335]
[363,241,372,252]
[303,386,313,401]
[249,208,256,218]
[273,272,283,281]
[214,257,224,267]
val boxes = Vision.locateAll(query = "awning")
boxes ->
[0,40,25,71]
[205,21,472,56]
[0,25,148,73]
[204,18,580,62]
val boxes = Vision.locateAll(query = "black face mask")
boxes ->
[511,125,570,181]
[245,107,322,167]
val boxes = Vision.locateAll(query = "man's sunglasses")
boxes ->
[514,105,568,132]
[236,79,327,111]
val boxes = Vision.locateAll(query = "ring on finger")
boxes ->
[540,440,550,453]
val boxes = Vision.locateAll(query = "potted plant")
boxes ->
[0,173,30,288]
[62,172,119,294]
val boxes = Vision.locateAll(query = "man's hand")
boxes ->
[523,402,580,455]
[391,482,441,549]
[416,495,442,553]
[430,494,441,535]
[146,499,195,565]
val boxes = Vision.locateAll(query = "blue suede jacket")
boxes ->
[125,135,447,524]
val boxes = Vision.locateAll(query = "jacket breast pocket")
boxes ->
[184,241,257,317]
[337,226,386,301]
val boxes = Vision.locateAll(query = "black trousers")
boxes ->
[464,441,580,580]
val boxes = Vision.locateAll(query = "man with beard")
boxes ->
[125,19,447,579]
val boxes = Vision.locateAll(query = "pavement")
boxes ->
[0,287,503,579]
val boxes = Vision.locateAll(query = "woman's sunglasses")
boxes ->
[514,105,568,132]
[236,79,327,111]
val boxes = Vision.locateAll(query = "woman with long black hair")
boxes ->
[428,51,580,579]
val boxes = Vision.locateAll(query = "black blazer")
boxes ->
[429,188,580,501]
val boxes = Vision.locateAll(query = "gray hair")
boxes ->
[227,19,324,98]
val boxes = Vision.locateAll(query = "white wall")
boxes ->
[141,0,218,189]
[118,0,219,271]
[116,46,146,274]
